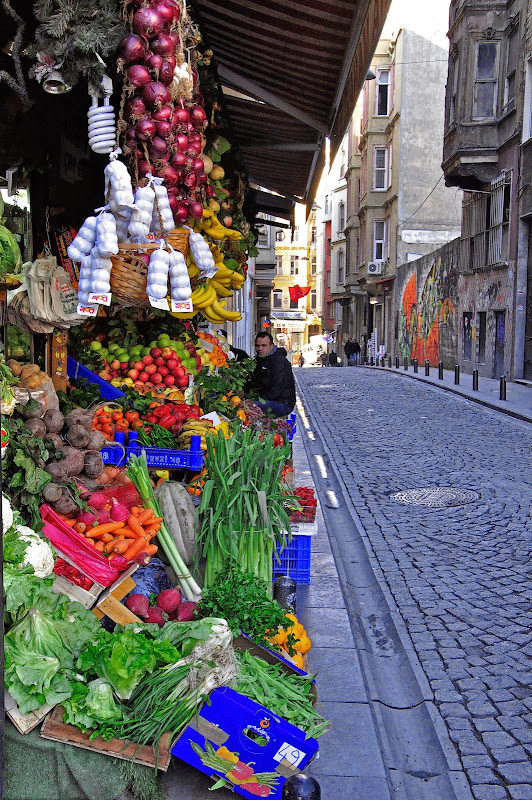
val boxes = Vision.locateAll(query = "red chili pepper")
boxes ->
[226,761,256,782]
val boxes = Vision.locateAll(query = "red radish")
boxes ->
[190,106,207,128]
[135,118,156,141]
[152,104,172,121]
[111,498,130,523]
[156,588,182,613]
[126,593,150,618]
[177,601,197,621]
[145,53,164,75]
[143,81,171,109]
[151,34,175,56]
[135,552,152,566]
[188,201,203,220]
[158,60,174,86]
[132,7,165,39]
[127,64,152,88]
[77,511,97,527]
[125,96,147,121]
[145,606,167,627]
[88,491,108,510]
[118,34,145,65]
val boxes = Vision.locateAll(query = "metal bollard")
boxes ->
[499,376,507,401]
[425,360,430,377]
[403,357,408,370]
[273,576,296,613]
[381,357,386,367]
[413,358,418,374]
[395,356,399,369]
[438,361,444,380]
[454,364,460,385]
[282,774,321,800]
[370,357,374,366]
[472,369,479,391]
[387,355,392,367]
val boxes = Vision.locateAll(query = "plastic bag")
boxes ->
[13,378,59,411]
[50,264,83,326]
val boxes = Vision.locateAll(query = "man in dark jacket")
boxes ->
[253,332,296,417]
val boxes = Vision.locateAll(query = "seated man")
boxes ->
[252,332,296,417]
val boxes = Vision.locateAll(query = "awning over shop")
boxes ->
[194,0,392,204]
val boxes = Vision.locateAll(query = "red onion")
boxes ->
[186,122,195,133]
[127,64,152,88]
[160,164,179,185]
[171,151,187,169]
[125,126,137,143]
[145,53,163,74]
[206,185,215,197]
[188,130,201,142]
[167,193,179,212]
[189,202,204,220]
[159,61,174,85]
[174,205,189,223]
[165,55,176,71]
[133,8,165,39]
[191,105,207,128]
[152,105,172,121]
[167,185,179,195]
[155,120,172,138]
[190,157,204,173]
[149,136,168,158]
[167,31,180,50]
[186,139,202,157]
[157,153,171,163]
[137,252,151,266]
[118,34,145,65]
[184,172,197,188]
[135,118,157,141]
[197,172,207,185]
[175,133,189,152]
[125,96,147,121]
[154,0,180,23]
[151,34,175,56]
[173,107,190,127]
[138,160,151,177]
[143,81,171,109]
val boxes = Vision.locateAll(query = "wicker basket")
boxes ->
[110,228,189,308]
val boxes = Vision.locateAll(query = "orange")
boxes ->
[230,396,242,406]
[273,628,287,646]
[290,653,305,669]
[294,635,311,655]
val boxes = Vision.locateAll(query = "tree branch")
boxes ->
[1,0,30,109]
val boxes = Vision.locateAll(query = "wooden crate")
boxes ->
[41,706,172,770]
[92,574,142,624]
[5,691,53,735]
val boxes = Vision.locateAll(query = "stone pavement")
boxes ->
[294,367,532,800]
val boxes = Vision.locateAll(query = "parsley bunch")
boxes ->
[197,567,296,655]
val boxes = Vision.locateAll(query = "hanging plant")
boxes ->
[29,0,127,89]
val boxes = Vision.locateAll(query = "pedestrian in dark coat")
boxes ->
[252,332,296,417]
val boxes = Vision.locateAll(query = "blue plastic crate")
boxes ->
[67,356,125,400]
[273,533,312,584]
[99,433,204,470]
[286,413,297,442]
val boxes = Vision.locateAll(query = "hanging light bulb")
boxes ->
[88,74,116,154]
[42,69,71,94]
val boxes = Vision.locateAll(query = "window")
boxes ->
[275,255,283,274]
[327,271,331,288]
[473,41,498,120]
[324,195,329,213]
[387,142,393,188]
[272,290,282,309]
[477,311,486,363]
[373,147,387,190]
[290,295,299,309]
[256,224,269,247]
[310,289,317,310]
[293,226,299,243]
[311,226,316,244]
[326,238,331,256]
[449,52,459,124]
[337,250,345,284]
[311,256,316,275]
[355,178,360,213]
[355,236,360,270]
[488,172,511,264]
[338,202,345,231]
[525,59,532,140]
[339,148,346,177]
[327,301,335,318]
[504,28,518,110]
[375,69,390,116]
[462,191,488,270]
[373,220,385,261]
[290,255,299,275]
[275,230,285,242]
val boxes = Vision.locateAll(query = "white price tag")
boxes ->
[201,339,214,352]
[273,742,306,768]
[171,298,194,313]
[148,296,170,310]
[200,266,218,279]
[77,303,99,316]
[200,411,221,427]
[88,292,112,306]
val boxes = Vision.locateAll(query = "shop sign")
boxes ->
[270,311,306,321]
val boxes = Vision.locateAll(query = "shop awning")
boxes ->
[194,0,392,204]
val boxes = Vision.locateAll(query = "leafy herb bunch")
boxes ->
[197,567,296,655]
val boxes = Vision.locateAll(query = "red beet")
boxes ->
[156,588,182,614]
[126,593,150,618]
[177,601,197,621]
[146,606,168,627]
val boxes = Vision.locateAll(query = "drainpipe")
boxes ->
[513,218,528,380]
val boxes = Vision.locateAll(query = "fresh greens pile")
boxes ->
[198,567,296,655]
[234,649,330,740]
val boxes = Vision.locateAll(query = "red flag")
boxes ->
[288,285,311,302]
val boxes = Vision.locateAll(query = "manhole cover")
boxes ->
[391,488,480,508]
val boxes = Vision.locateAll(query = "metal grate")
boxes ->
[391,488,480,508]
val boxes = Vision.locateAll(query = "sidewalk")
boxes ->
[356,363,532,424]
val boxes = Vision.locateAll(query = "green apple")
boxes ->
[108,343,119,354]
[142,347,152,356]
[89,341,102,351]
[149,341,158,349]
[98,348,108,359]
[158,334,170,346]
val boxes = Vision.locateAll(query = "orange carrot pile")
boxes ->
[56,507,160,562]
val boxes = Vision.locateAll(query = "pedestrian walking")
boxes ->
[351,339,361,366]
[320,352,328,367]
[328,350,339,366]
[343,338,354,366]
[298,352,305,368]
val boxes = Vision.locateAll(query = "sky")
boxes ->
[381,0,451,50]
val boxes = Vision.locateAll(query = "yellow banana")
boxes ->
[188,263,200,279]
[193,285,217,308]
[208,279,234,298]
[190,285,206,303]
[202,304,226,324]
[210,298,242,321]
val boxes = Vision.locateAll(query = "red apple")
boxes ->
[110,369,119,378]
[110,359,121,370]
[177,375,189,388]
[142,354,154,365]
[173,366,186,378]
[163,375,175,386]
[194,356,202,368]
[158,365,169,377]
[139,371,150,382]
[160,347,173,359]
[150,347,162,357]
[128,369,139,380]
[152,373,163,384]
[154,356,165,367]
[120,361,129,371]
[166,358,178,370]
[133,360,144,371]
[145,363,157,375]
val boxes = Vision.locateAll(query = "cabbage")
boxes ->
[0,225,22,277]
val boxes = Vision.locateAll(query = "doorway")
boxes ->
[493,310,505,377]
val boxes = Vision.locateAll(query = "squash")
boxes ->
[155,481,196,567]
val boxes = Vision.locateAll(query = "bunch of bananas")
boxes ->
[195,208,242,242]
[178,418,213,451]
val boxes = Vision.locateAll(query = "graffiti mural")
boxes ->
[396,239,459,367]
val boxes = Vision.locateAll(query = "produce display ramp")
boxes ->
[67,357,125,400]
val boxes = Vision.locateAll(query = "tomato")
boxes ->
[102,423,114,434]
[112,411,123,421]
[125,411,139,422]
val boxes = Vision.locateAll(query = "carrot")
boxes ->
[86,538,95,546]
[113,539,135,554]
[123,537,152,561]
[100,533,115,543]
[74,522,86,534]
[127,515,146,538]
[130,506,141,517]
[94,541,106,552]
[103,535,124,554]
[137,508,155,525]
[63,518,77,528]
[143,523,161,537]
[85,521,125,538]
[143,544,158,556]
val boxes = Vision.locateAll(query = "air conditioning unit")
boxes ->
[367,261,384,275]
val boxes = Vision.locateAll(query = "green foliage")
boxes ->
[2,416,52,529]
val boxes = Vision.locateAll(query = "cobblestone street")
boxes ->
[296,367,532,800]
